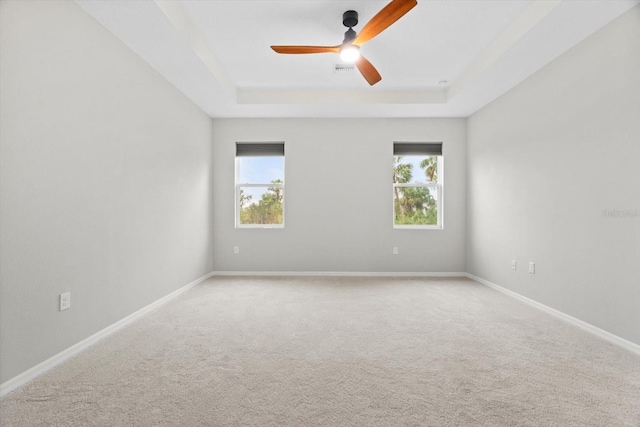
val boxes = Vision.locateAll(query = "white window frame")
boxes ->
[392,145,443,230]
[235,143,285,229]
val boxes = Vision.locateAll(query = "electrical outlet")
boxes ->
[511,261,517,270]
[233,246,239,254]
[60,292,71,311]
[392,247,398,255]
[529,262,535,274]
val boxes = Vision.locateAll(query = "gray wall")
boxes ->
[0,0,214,382]
[467,6,640,345]
[3,0,637,388]
[212,118,467,273]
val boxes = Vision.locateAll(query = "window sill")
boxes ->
[393,225,443,230]
[236,225,284,229]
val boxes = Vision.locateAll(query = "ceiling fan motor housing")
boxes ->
[270,0,419,86]
[343,10,358,28]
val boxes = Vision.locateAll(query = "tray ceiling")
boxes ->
[75,0,639,118]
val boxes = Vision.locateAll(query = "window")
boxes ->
[393,142,443,228]
[235,142,285,228]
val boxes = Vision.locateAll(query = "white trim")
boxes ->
[235,155,285,229]
[237,183,284,188]
[394,183,440,188]
[212,271,466,277]
[5,270,636,398]
[235,225,284,229]
[465,273,640,356]
[393,225,443,230]
[392,153,443,229]
[0,271,215,398]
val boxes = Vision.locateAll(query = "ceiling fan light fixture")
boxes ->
[340,45,360,63]
[270,0,418,86]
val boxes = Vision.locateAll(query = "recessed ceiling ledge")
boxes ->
[237,90,447,105]
[154,0,236,95]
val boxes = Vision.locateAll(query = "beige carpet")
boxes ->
[2,276,640,426]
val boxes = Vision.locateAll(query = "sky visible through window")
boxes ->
[237,155,436,204]
[239,157,434,184]
[238,157,284,204]
[238,157,283,183]
[395,155,436,185]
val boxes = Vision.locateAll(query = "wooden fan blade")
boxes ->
[271,45,340,54]
[356,55,382,86]
[353,0,417,46]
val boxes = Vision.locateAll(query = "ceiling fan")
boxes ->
[270,0,418,86]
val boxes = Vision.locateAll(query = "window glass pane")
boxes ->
[238,157,284,184]
[394,186,438,226]
[238,186,284,225]
[393,152,441,228]
[393,155,438,184]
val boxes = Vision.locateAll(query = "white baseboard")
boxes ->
[4,271,637,398]
[0,271,215,398]
[212,271,467,277]
[466,273,640,356]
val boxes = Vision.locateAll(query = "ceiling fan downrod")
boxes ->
[342,10,358,43]
[270,0,419,86]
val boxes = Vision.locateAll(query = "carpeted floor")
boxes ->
[2,276,640,426]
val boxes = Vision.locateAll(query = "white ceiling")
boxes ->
[75,0,638,118]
